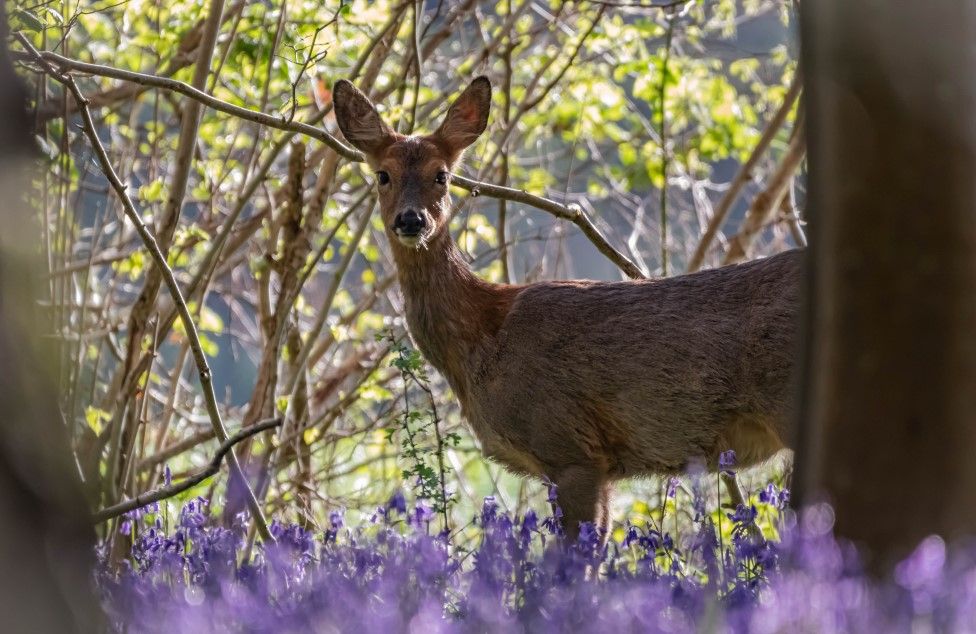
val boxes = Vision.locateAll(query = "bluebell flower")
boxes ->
[480,496,498,525]
[759,482,777,505]
[624,524,640,548]
[728,504,758,526]
[97,489,976,632]
[385,490,407,516]
[667,476,680,498]
[410,502,434,527]
[719,449,737,474]
[542,506,564,536]
[520,510,538,542]
[542,476,559,503]
[662,533,674,551]
[779,488,791,509]
[329,509,344,530]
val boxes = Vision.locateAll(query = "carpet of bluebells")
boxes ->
[99,472,976,633]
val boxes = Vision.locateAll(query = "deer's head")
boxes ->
[333,77,491,250]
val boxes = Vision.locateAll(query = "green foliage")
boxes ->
[382,330,457,523]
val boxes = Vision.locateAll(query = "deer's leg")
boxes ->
[721,471,765,541]
[721,471,747,510]
[554,465,607,544]
[596,481,613,547]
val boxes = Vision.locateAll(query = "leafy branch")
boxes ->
[383,331,456,531]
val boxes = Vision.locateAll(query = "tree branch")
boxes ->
[722,130,806,265]
[92,418,282,523]
[34,49,364,160]
[580,0,691,7]
[26,48,643,279]
[687,70,802,272]
[16,33,276,543]
[452,175,646,279]
[107,0,226,505]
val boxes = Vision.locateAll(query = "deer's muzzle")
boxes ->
[393,209,428,246]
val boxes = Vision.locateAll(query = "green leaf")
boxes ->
[198,332,219,357]
[303,427,320,445]
[619,143,637,167]
[138,180,165,204]
[12,9,44,32]
[85,406,112,436]
[199,306,224,334]
[276,395,291,414]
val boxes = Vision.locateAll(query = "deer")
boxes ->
[332,76,800,543]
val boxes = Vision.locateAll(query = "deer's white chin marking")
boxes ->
[397,234,424,249]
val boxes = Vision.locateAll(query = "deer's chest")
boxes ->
[449,373,547,477]
[401,289,545,475]
[462,401,547,477]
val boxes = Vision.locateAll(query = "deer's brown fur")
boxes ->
[333,76,800,540]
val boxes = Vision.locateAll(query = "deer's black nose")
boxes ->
[393,209,426,236]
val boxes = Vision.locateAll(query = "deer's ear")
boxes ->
[332,80,395,161]
[433,76,491,159]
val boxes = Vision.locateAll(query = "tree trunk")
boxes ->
[0,15,101,631]
[796,0,976,570]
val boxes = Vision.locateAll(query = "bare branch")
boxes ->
[452,175,646,279]
[93,418,283,523]
[137,427,214,474]
[580,0,690,7]
[15,33,276,543]
[722,131,807,265]
[25,48,642,278]
[687,70,803,272]
[34,49,365,161]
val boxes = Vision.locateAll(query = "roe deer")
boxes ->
[333,76,800,541]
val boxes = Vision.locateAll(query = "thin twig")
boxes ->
[407,0,423,133]
[93,418,283,523]
[452,175,645,279]
[581,0,690,7]
[498,20,514,283]
[722,130,806,265]
[657,10,675,276]
[16,33,276,542]
[687,70,802,272]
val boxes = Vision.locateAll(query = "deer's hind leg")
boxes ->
[596,481,613,547]
[716,414,787,469]
[721,471,748,510]
[554,465,611,545]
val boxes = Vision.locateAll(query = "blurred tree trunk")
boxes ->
[0,17,100,632]
[796,1,976,569]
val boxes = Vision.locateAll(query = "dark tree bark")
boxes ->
[0,15,101,632]
[796,1,976,570]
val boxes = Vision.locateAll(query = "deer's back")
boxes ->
[466,249,802,479]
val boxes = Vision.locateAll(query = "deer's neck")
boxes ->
[392,232,517,399]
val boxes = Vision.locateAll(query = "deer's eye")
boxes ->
[376,171,390,186]
[435,171,449,185]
